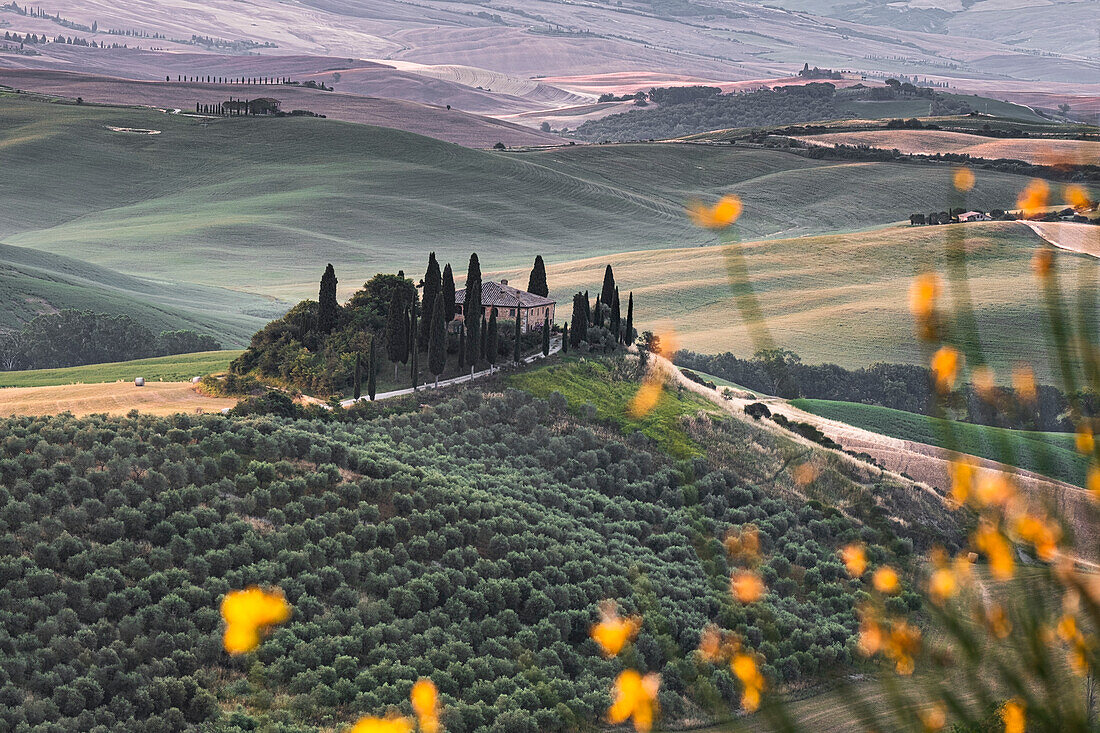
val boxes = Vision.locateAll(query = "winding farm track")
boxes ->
[659,355,1100,562]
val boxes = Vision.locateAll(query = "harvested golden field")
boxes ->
[794,129,1100,165]
[0,381,238,417]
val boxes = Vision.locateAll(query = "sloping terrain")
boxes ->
[0,99,1046,300]
[0,380,237,416]
[794,130,1100,165]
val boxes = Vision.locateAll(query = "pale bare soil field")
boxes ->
[0,69,561,146]
[0,381,238,417]
[1024,221,1100,257]
[794,130,1100,164]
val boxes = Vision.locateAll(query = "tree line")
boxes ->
[0,310,221,371]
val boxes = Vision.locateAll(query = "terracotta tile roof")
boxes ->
[455,280,555,309]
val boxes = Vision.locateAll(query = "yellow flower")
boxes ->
[1066,183,1093,211]
[1011,365,1037,404]
[919,703,947,732]
[931,346,961,392]
[724,526,761,561]
[984,602,1012,639]
[840,543,867,578]
[411,679,440,733]
[731,653,766,712]
[697,625,741,663]
[608,669,660,732]
[949,458,978,506]
[953,167,975,192]
[974,471,1015,509]
[971,365,996,403]
[221,587,292,655]
[792,461,819,486]
[857,605,883,656]
[1033,248,1053,278]
[884,618,921,675]
[629,378,663,418]
[908,272,942,340]
[1089,464,1100,500]
[1076,423,1095,455]
[1017,179,1050,217]
[872,566,901,594]
[591,601,642,657]
[929,567,957,606]
[1057,613,1078,642]
[1001,698,1025,733]
[1013,513,1060,562]
[972,523,1015,581]
[687,195,743,229]
[350,715,414,733]
[731,571,765,603]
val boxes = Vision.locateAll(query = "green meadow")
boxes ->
[0,351,242,388]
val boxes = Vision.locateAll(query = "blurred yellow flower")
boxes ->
[731,570,766,603]
[608,669,660,732]
[1017,179,1049,217]
[953,167,975,192]
[1011,365,1037,404]
[884,619,921,675]
[974,471,1015,509]
[688,195,743,229]
[931,346,961,392]
[857,605,883,656]
[949,458,978,506]
[731,653,766,712]
[697,625,741,663]
[629,378,663,418]
[221,587,291,655]
[971,365,996,403]
[350,716,414,733]
[840,543,867,578]
[1066,183,1093,211]
[872,566,901,594]
[1033,247,1053,278]
[724,526,760,561]
[1013,513,1060,561]
[591,601,642,657]
[929,567,957,606]
[973,523,1015,580]
[1089,464,1100,500]
[919,703,947,732]
[792,461,819,486]
[984,602,1012,639]
[1076,423,1095,455]
[1057,613,1078,642]
[411,679,440,733]
[1001,698,1025,733]
[908,272,942,340]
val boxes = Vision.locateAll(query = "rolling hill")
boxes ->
[793,130,1100,166]
[491,221,1097,381]
[0,97,1053,303]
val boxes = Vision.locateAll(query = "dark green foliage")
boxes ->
[480,315,487,361]
[428,293,446,383]
[647,85,721,105]
[745,402,771,420]
[487,311,499,366]
[542,322,550,357]
[410,307,419,390]
[386,289,408,378]
[441,264,456,323]
[561,322,568,353]
[610,288,621,339]
[458,323,466,369]
[462,255,482,373]
[317,264,339,334]
[420,253,442,345]
[8,310,221,370]
[583,291,590,327]
[353,352,362,400]
[0,380,912,731]
[600,265,616,310]
[527,255,548,297]
[368,340,377,401]
[569,293,586,349]
[199,373,263,397]
[624,292,634,346]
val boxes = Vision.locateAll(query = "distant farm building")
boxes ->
[455,280,555,333]
[958,211,991,222]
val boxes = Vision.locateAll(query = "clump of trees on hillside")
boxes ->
[0,310,220,371]
[567,265,635,353]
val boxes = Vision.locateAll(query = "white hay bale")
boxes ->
[134,377,145,387]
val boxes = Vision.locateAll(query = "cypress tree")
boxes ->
[562,322,568,353]
[611,287,621,339]
[458,323,466,369]
[542,321,550,356]
[601,264,616,308]
[625,292,634,345]
[583,290,591,326]
[317,264,339,334]
[594,294,604,328]
[570,293,586,348]
[487,310,498,371]
[428,292,446,387]
[353,352,362,400]
[462,254,482,376]
[442,264,456,323]
[420,252,441,344]
[385,290,408,380]
[513,309,522,365]
[367,339,377,400]
[480,315,487,360]
[410,307,419,390]
[527,255,548,297]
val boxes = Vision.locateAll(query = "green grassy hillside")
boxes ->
[521,221,1091,381]
[0,98,1046,301]
[0,241,282,346]
[791,398,1087,487]
[0,350,242,387]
